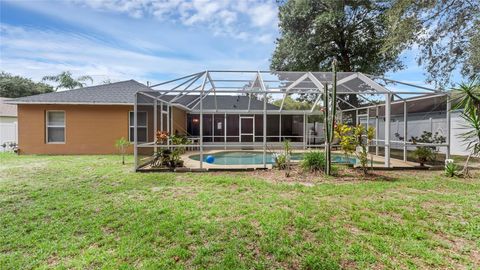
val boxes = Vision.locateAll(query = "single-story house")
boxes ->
[0,97,18,151]
[8,77,472,157]
[9,80,306,154]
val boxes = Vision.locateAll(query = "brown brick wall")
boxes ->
[17,104,188,155]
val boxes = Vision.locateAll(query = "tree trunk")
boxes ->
[461,154,471,177]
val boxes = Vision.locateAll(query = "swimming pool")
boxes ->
[189,151,357,165]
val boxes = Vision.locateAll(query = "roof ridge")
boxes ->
[12,79,149,101]
[59,79,146,91]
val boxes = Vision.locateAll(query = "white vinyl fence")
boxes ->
[0,122,17,152]
[359,110,473,156]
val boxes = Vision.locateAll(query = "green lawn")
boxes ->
[0,154,479,269]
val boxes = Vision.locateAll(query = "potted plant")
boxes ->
[168,135,190,169]
[169,150,184,168]
[155,131,169,144]
[150,148,171,168]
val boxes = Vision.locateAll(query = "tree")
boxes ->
[114,137,130,165]
[384,0,480,87]
[451,77,480,176]
[42,71,93,90]
[271,0,403,108]
[272,96,323,123]
[272,96,312,110]
[0,72,54,98]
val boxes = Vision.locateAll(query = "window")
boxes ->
[202,114,213,142]
[46,111,65,143]
[129,111,148,142]
[187,114,200,136]
[226,115,239,142]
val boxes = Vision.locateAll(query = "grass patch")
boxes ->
[0,153,479,269]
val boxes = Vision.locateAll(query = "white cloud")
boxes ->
[255,33,274,44]
[248,3,277,27]
[0,23,269,85]
[67,0,278,41]
[0,0,277,86]
[181,0,223,25]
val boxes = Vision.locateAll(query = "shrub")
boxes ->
[335,124,375,175]
[411,131,446,165]
[273,152,288,170]
[150,135,190,169]
[334,124,355,159]
[354,125,375,174]
[274,140,292,177]
[444,159,459,177]
[301,151,326,173]
[413,147,435,166]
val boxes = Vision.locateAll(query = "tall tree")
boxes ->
[0,72,54,98]
[271,0,403,108]
[384,0,480,87]
[42,71,93,90]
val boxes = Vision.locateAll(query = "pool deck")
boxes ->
[179,149,420,171]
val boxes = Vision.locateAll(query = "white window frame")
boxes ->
[129,111,148,142]
[46,110,66,144]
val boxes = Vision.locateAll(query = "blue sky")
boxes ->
[0,0,460,89]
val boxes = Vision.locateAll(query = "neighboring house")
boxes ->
[0,97,18,152]
[9,80,303,154]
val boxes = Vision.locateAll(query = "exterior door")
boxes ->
[240,117,254,142]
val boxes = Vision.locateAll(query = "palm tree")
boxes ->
[451,76,480,176]
[42,71,93,90]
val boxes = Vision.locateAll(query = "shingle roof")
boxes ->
[368,95,447,117]
[185,95,279,110]
[0,97,17,117]
[155,94,279,110]
[8,80,279,110]
[10,80,150,105]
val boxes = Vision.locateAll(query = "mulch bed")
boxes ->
[247,166,454,186]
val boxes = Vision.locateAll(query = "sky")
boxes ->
[0,0,461,90]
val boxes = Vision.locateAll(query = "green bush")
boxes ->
[411,131,446,165]
[273,153,288,170]
[301,151,326,173]
[413,147,435,166]
[444,159,459,177]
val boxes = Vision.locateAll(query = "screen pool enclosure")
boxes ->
[133,70,451,171]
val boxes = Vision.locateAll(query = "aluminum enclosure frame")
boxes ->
[134,70,450,171]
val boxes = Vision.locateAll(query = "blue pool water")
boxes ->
[189,151,357,165]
